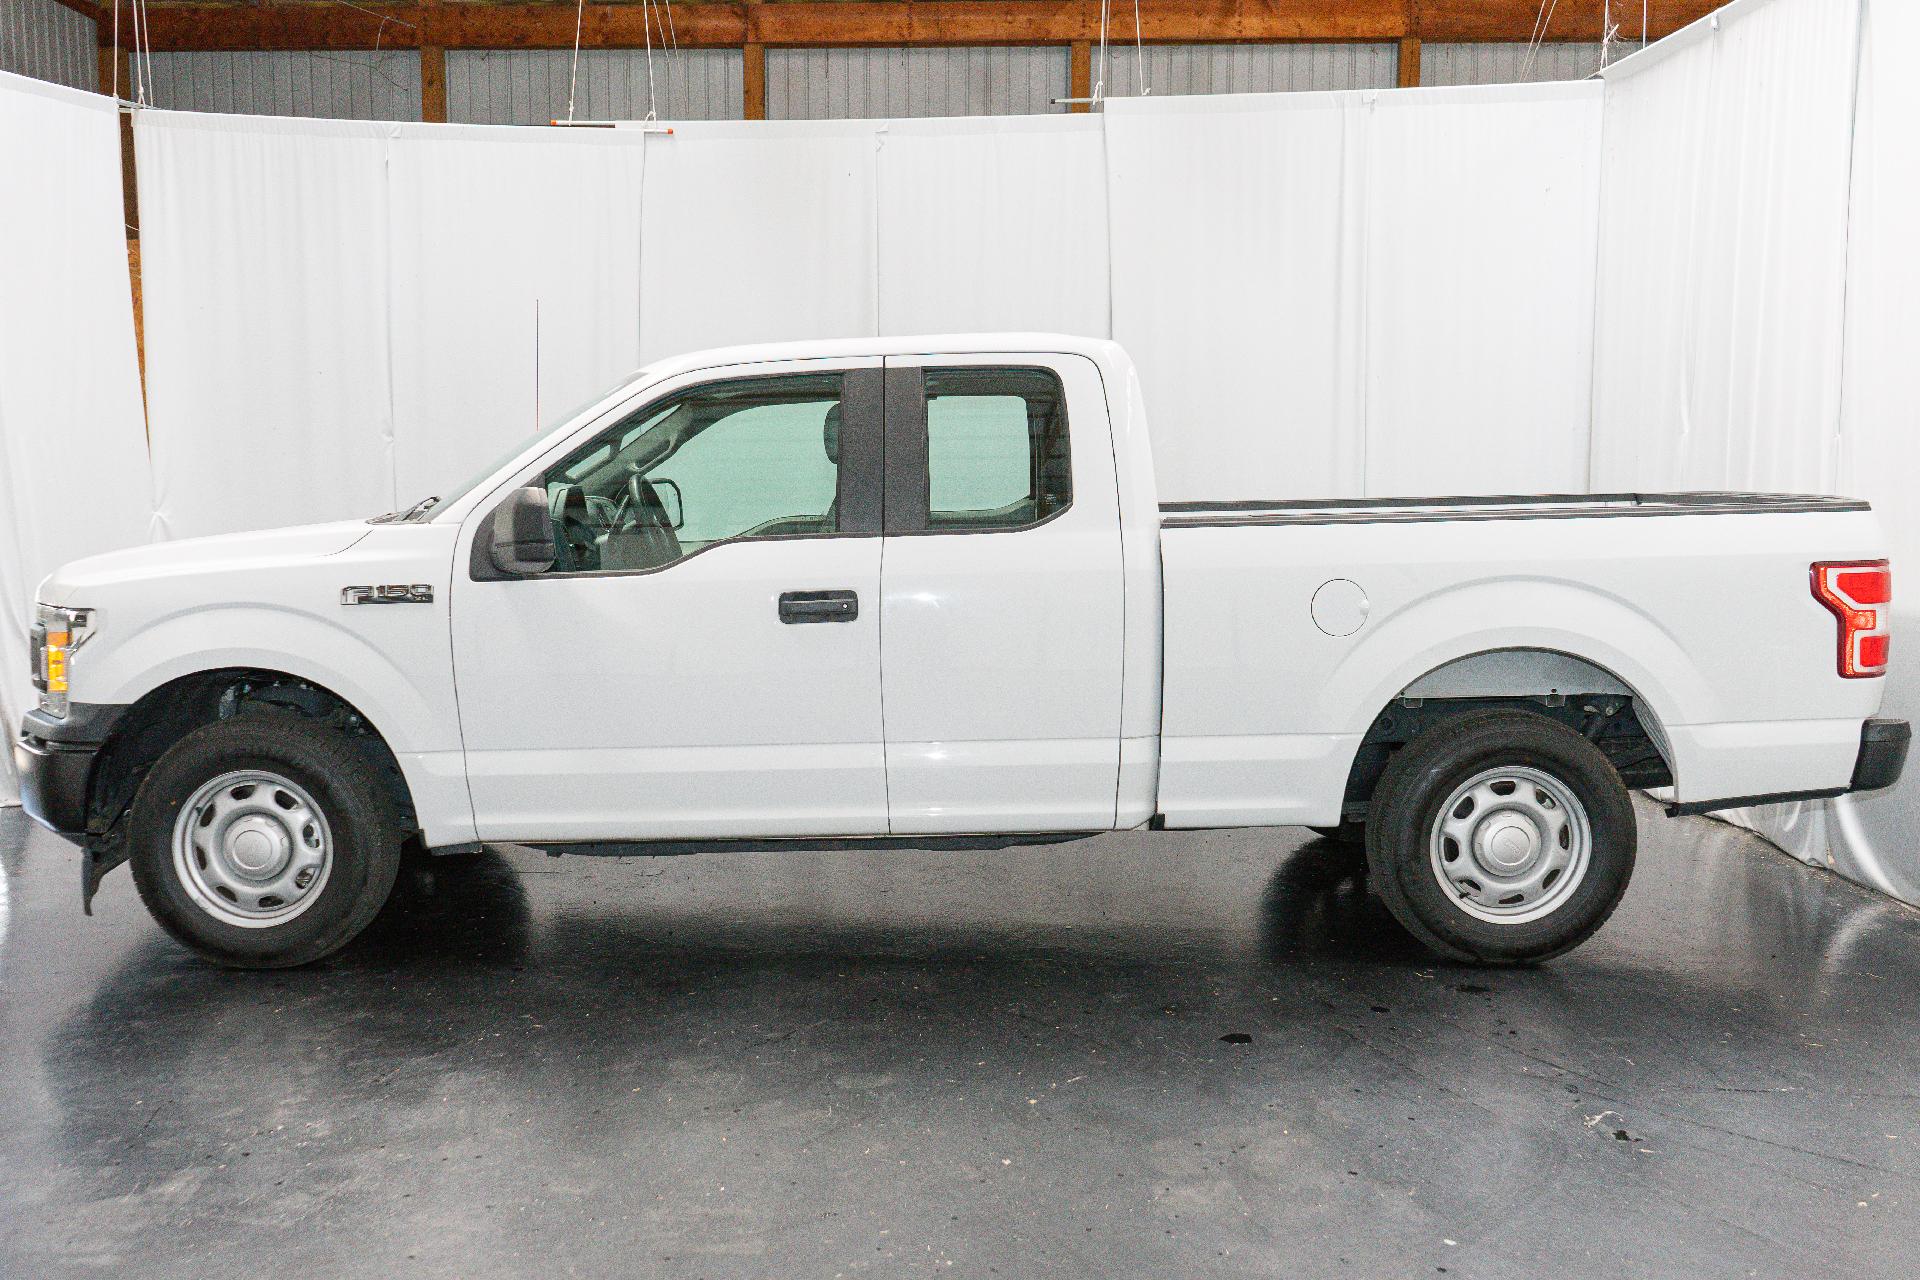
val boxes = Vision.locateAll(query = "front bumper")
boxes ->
[1669,716,1911,816]
[14,703,126,842]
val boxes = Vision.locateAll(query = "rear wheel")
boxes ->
[1365,709,1635,964]
[128,713,404,968]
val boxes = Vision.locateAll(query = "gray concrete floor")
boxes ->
[1,800,1917,1279]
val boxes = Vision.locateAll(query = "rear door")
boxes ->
[878,354,1127,833]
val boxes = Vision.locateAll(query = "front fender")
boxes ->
[71,600,478,848]
[78,604,458,756]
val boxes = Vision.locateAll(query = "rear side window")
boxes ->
[923,368,1070,532]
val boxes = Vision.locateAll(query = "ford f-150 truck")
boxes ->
[15,335,1911,968]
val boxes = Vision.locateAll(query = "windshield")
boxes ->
[382,376,649,522]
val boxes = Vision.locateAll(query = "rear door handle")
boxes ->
[779,589,859,624]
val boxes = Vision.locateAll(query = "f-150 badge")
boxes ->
[341,585,434,606]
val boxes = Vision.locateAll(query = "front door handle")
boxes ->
[779,589,859,624]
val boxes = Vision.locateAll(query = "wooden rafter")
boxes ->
[117,2,1720,52]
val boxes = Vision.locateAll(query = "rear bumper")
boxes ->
[13,703,125,842]
[1851,717,1912,792]
[1668,716,1910,816]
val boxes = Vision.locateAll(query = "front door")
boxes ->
[450,360,889,842]
[878,354,1127,833]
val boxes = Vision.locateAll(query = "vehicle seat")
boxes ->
[551,484,599,572]
[821,402,840,530]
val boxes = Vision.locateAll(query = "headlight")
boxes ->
[31,604,95,719]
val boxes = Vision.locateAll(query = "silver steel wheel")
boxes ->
[171,770,334,929]
[1428,765,1592,925]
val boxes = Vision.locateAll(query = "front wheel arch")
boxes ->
[82,669,418,908]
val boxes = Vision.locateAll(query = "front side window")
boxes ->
[924,368,1070,532]
[539,373,845,573]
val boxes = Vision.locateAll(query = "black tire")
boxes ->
[127,711,405,968]
[1365,709,1635,965]
[1308,820,1367,847]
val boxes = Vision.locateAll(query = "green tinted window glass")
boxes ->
[539,373,843,574]
[923,368,1070,532]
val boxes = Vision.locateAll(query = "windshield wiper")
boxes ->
[368,495,441,525]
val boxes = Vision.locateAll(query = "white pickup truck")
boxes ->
[16,335,1909,969]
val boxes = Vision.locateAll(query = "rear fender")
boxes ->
[1323,579,1701,779]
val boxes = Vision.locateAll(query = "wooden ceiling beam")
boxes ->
[122,2,1721,52]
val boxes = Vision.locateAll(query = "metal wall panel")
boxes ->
[0,0,97,92]
[143,51,423,120]
[767,47,1068,119]
[1423,42,1625,86]
[447,49,743,124]
[1100,42,1399,98]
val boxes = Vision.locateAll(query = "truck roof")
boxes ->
[634,333,1128,386]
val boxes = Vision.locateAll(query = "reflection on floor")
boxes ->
[2,798,1916,1279]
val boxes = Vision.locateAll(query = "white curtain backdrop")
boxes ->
[389,124,647,503]
[638,120,879,363]
[1823,0,1920,901]
[1106,91,1368,501]
[137,114,396,539]
[1590,0,1857,495]
[1106,83,1602,502]
[875,114,1109,339]
[135,83,1604,534]
[1362,85,1602,498]
[1591,0,1920,901]
[0,72,152,804]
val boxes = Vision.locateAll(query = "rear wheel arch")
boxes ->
[1334,647,1675,824]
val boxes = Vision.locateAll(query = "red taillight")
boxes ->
[1811,560,1892,678]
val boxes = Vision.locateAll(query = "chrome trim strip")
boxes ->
[1159,492,1870,529]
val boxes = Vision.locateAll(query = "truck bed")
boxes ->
[1152,491,1887,827]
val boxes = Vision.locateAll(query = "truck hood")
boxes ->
[38,520,375,602]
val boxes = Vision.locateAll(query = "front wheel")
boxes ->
[127,713,405,968]
[1365,709,1636,965]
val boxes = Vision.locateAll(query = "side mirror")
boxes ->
[486,486,557,576]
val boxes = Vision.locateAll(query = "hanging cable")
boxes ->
[644,0,659,121]
[567,0,586,122]
[663,0,681,120]
[129,0,147,106]
[332,5,418,101]
[110,0,120,101]
[1093,0,1110,106]
[142,0,156,106]
[1520,0,1561,80]
[1132,0,1148,96]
